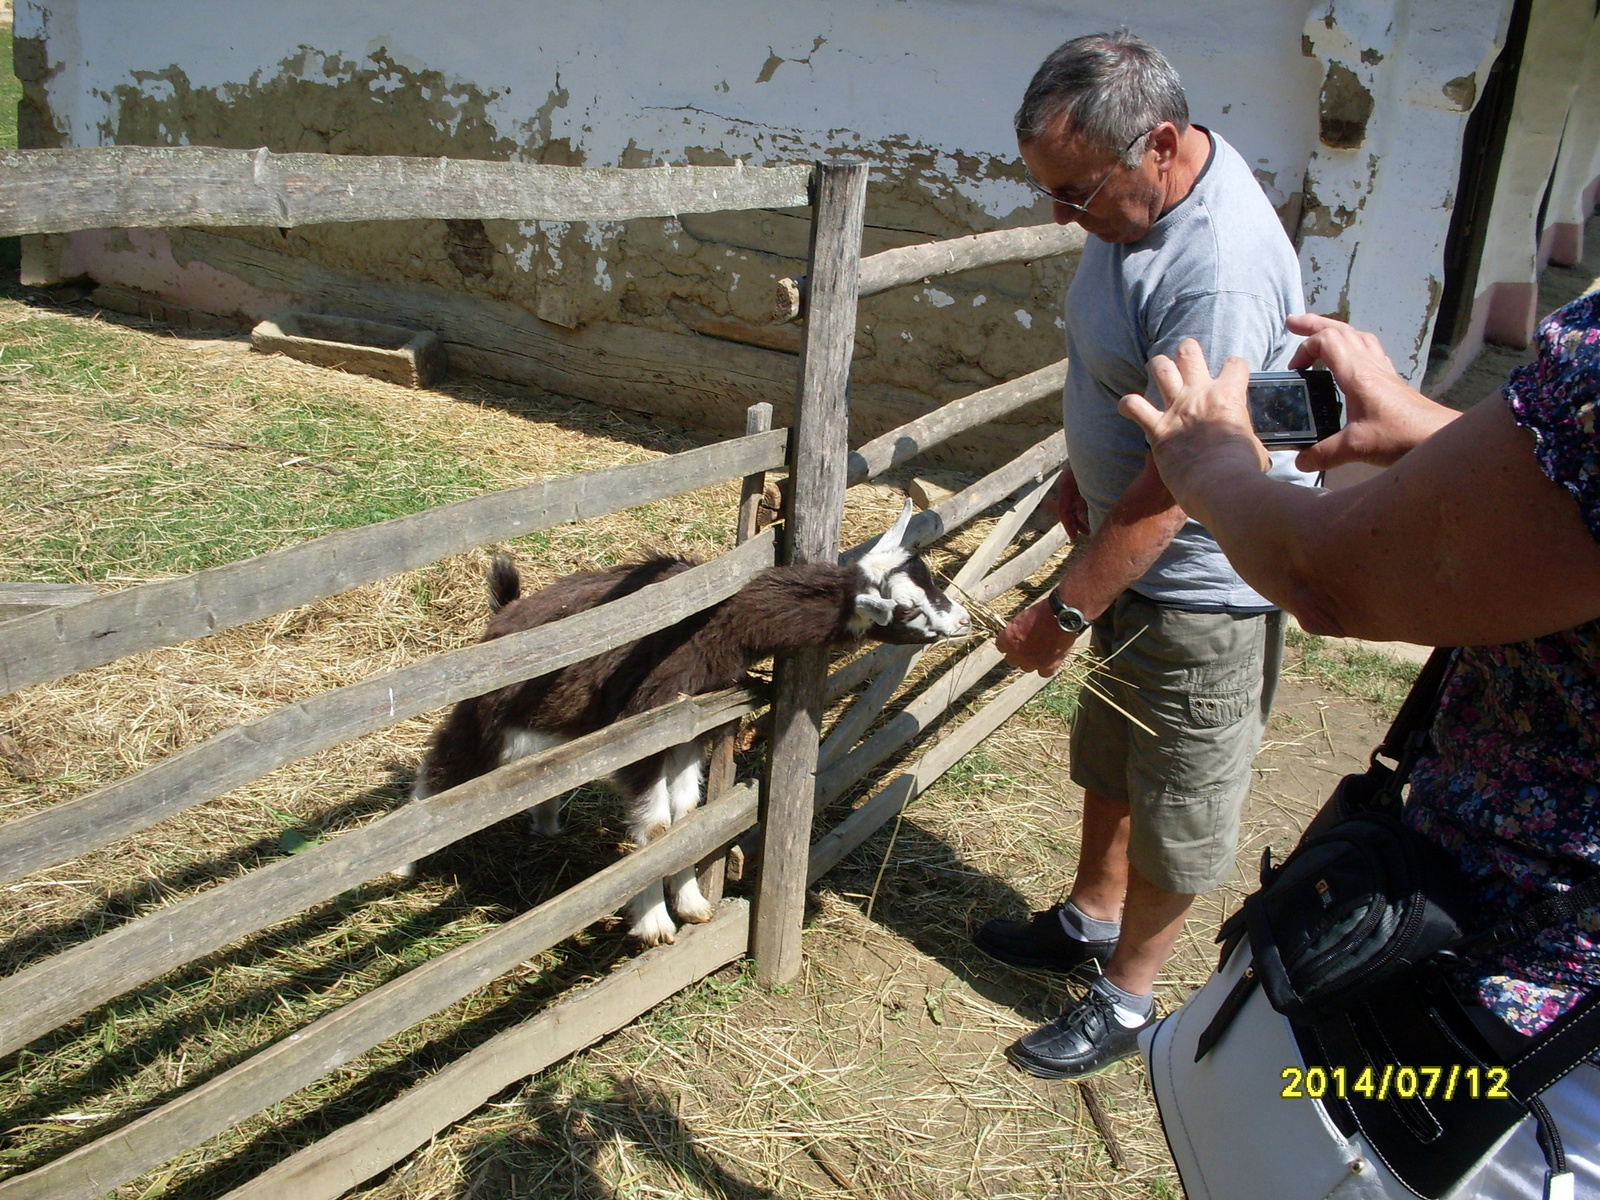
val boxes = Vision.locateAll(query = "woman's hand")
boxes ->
[1117,339,1269,515]
[1286,313,1459,470]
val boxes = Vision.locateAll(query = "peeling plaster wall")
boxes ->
[1297,0,1512,383]
[16,0,1507,424]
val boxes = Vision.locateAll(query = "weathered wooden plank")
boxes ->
[701,403,776,907]
[0,530,776,888]
[814,640,1007,814]
[846,429,1068,562]
[754,159,868,987]
[845,360,1067,487]
[771,223,1087,321]
[808,665,1057,882]
[0,582,96,623]
[818,471,1058,766]
[0,789,758,1200]
[0,429,786,698]
[220,903,751,1200]
[0,147,814,237]
[0,685,760,1057]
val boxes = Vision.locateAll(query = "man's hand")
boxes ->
[998,596,1077,676]
[1286,313,1459,470]
[1057,461,1091,540]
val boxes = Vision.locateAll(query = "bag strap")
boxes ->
[1368,646,1457,805]
[1509,986,1600,1100]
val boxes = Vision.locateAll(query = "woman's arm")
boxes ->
[1120,340,1600,645]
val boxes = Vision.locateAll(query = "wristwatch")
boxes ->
[1048,592,1090,635]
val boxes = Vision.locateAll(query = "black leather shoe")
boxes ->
[1006,988,1156,1079]
[973,905,1116,974]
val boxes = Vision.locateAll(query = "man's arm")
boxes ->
[997,455,1188,675]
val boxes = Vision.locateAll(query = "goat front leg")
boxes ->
[625,769,678,945]
[663,743,713,924]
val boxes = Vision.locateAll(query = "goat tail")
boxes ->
[487,554,522,612]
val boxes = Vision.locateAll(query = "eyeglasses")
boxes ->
[1024,126,1157,215]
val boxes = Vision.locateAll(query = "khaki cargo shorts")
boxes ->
[1068,591,1282,895]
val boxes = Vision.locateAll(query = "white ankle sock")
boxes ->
[1092,975,1154,1028]
[1055,900,1120,943]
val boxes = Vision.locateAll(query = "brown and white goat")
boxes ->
[408,501,969,944]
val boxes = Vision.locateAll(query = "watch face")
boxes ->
[1049,594,1088,634]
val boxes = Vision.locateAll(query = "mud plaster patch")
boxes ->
[86,46,1075,401]
[1442,73,1477,112]
[1318,62,1374,149]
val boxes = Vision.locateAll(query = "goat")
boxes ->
[408,500,970,944]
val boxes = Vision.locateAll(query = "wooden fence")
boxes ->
[0,145,1077,1199]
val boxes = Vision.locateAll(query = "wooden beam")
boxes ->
[0,530,776,888]
[814,641,1008,814]
[0,791,758,1200]
[700,402,775,907]
[808,664,1057,882]
[845,359,1067,487]
[770,223,1087,322]
[0,147,814,237]
[845,430,1068,560]
[220,903,750,1200]
[0,428,787,698]
[754,159,868,987]
[0,581,96,623]
[0,689,762,1057]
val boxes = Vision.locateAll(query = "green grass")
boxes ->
[2,310,499,581]
[1022,668,1082,723]
[1285,625,1420,715]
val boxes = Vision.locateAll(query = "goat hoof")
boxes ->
[670,880,715,924]
[391,860,418,880]
[629,907,678,946]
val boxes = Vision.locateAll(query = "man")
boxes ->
[979,30,1312,1079]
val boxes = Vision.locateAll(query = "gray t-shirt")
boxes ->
[1062,128,1315,611]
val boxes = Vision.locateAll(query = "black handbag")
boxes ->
[1197,647,1600,1198]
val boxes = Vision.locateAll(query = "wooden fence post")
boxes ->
[752,158,868,986]
[699,402,775,906]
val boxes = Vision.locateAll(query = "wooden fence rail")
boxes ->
[0,429,788,698]
[0,686,762,1057]
[771,223,1086,322]
[220,905,752,1200]
[0,789,759,1200]
[0,530,777,889]
[845,358,1067,487]
[0,146,814,238]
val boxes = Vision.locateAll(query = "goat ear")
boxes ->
[875,498,916,554]
[854,593,897,625]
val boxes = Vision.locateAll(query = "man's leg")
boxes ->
[1065,788,1131,923]
[1103,865,1193,997]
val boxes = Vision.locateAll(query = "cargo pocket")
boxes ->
[1185,685,1256,728]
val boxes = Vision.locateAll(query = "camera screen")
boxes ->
[1247,379,1314,437]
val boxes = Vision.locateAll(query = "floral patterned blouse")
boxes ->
[1404,291,1600,1039]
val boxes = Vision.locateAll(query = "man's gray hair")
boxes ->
[1015,30,1189,166]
